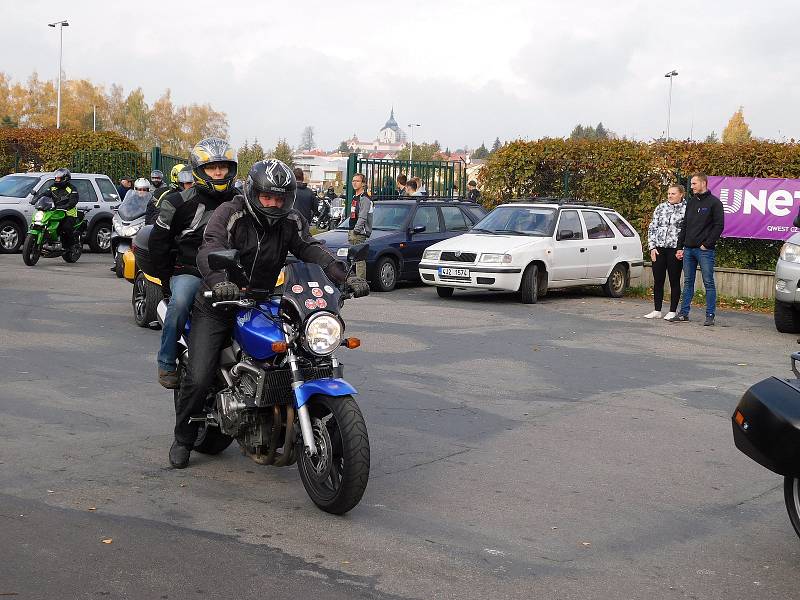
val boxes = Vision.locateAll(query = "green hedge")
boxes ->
[0,128,139,174]
[479,139,800,270]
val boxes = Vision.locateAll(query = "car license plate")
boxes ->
[439,267,469,278]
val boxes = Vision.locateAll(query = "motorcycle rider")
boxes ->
[146,164,187,225]
[168,159,369,468]
[150,138,239,389]
[32,168,80,249]
[150,169,165,194]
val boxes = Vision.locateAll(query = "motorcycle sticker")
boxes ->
[291,285,304,294]
[324,285,334,294]
[307,281,319,287]
[312,287,323,298]
[315,298,328,309]
[304,299,317,310]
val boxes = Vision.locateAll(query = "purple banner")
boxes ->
[708,176,800,240]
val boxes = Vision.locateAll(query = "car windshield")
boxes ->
[117,191,151,220]
[471,206,557,236]
[0,175,39,198]
[336,203,412,230]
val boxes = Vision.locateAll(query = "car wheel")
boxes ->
[436,286,454,298]
[519,263,539,304]
[88,220,112,253]
[774,301,800,333]
[373,256,398,292]
[0,218,24,254]
[602,263,628,298]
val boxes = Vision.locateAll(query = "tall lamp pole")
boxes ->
[48,19,69,129]
[664,69,678,140]
[408,123,421,163]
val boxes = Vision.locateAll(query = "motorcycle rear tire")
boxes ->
[22,234,41,266]
[132,272,162,327]
[194,424,234,455]
[783,477,800,540]
[297,394,370,515]
[114,253,124,277]
[63,243,81,263]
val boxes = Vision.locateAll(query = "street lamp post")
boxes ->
[408,123,421,163]
[664,69,678,140]
[48,19,69,129]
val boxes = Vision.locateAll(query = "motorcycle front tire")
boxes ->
[63,243,81,263]
[22,234,41,266]
[297,394,370,515]
[784,477,800,540]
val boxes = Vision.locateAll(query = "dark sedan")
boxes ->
[316,199,486,291]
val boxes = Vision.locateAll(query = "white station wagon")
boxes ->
[418,200,644,303]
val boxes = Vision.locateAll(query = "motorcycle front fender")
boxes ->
[26,225,44,240]
[294,378,357,409]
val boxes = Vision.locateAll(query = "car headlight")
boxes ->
[33,210,44,224]
[304,312,343,356]
[480,253,513,264]
[337,247,349,257]
[422,249,440,260]
[780,243,800,264]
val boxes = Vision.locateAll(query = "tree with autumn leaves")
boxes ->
[722,106,752,144]
[0,72,227,155]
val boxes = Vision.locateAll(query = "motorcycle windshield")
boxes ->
[281,262,341,320]
[35,197,54,211]
[117,193,151,220]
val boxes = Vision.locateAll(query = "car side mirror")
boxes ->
[410,225,426,234]
[557,229,574,241]
[207,249,242,273]
[348,243,370,262]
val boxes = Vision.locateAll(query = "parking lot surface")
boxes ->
[1,253,798,599]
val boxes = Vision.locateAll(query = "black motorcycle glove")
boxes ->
[346,277,370,298]
[324,259,348,285]
[212,281,240,302]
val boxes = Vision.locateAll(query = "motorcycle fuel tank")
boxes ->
[233,301,283,361]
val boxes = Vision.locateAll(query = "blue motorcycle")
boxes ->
[161,245,371,514]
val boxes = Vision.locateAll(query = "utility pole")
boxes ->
[48,19,69,129]
[664,69,678,140]
[408,123,421,163]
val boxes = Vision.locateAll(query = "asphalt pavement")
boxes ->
[1,253,799,599]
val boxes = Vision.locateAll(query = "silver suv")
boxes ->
[0,172,121,253]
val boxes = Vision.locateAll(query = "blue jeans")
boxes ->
[679,247,717,317]
[157,274,201,371]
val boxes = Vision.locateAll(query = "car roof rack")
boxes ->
[506,197,612,210]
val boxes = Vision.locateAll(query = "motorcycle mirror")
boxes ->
[208,249,242,272]
[348,243,369,262]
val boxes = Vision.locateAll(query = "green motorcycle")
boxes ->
[22,197,87,266]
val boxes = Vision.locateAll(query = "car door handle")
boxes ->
[94,205,100,208]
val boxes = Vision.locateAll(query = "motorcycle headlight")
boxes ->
[780,242,800,264]
[120,224,142,237]
[33,211,44,224]
[480,253,513,264]
[423,249,440,260]
[304,312,342,356]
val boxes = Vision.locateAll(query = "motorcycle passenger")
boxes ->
[33,168,79,249]
[146,164,187,225]
[150,169,165,194]
[150,138,239,389]
[168,159,368,468]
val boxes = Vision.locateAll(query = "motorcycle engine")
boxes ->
[216,364,263,437]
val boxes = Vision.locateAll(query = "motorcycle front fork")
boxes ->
[286,344,319,456]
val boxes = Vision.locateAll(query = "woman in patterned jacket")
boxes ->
[644,184,687,320]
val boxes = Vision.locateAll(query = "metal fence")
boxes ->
[345,153,467,210]
[71,146,187,184]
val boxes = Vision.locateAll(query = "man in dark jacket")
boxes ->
[168,159,367,468]
[668,172,725,326]
[467,180,481,203]
[146,164,190,225]
[292,167,319,223]
[150,138,238,388]
[117,175,133,201]
[34,167,80,248]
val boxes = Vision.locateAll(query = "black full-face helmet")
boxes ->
[150,169,164,186]
[189,137,238,197]
[53,167,71,189]
[244,159,296,227]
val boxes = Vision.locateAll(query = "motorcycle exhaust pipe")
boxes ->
[274,405,296,467]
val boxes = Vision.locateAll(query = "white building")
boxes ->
[292,152,349,193]
[346,108,408,155]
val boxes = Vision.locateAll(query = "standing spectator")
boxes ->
[348,172,372,280]
[406,179,421,196]
[467,180,481,203]
[644,184,687,320]
[397,174,407,196]
[292,167,318,223]
[117,175,133,200]
[667,173,725,326]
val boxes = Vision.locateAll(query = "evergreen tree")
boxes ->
[491,137,502,153]
[472,142,489,159]
[595,122,608,139]
[337,140,351,153]
[570,124,586,139]
[299,126,315,151]
[268,138,294,166]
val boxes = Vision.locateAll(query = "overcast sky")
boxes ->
[4,0,798,151]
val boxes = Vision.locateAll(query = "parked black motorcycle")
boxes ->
[732,351,800,538]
